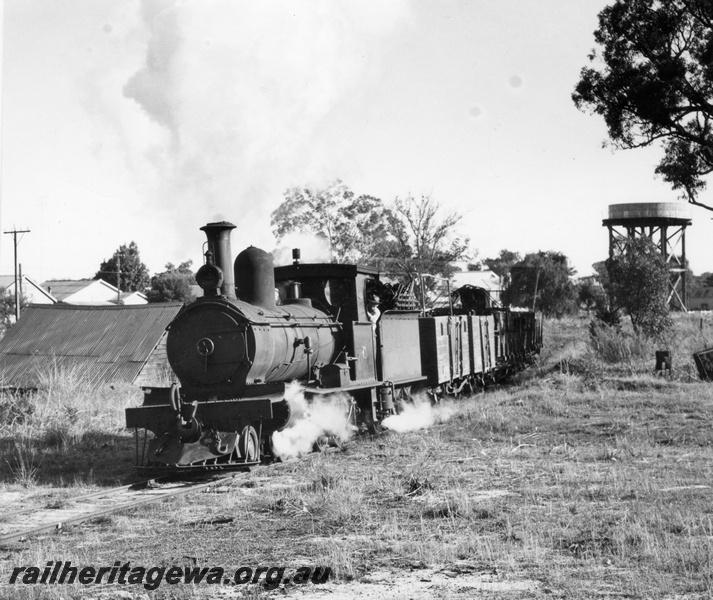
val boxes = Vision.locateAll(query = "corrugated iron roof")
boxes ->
[0,275,16,289]
[0,303,183,388]
[41,280,101,301]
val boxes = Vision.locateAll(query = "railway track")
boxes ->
[0,472,252,545]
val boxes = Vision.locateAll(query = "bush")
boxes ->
[606,237,672,338]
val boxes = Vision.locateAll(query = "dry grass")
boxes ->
[1,315,713,598]
[0,364,140,487]
[536,312,713,382]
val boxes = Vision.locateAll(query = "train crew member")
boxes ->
[366,295,381,325]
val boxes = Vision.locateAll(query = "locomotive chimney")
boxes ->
[199,222,237,299]
[235,246,276,310]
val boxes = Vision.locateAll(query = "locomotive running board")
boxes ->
[304,380,380,394]
[126,398,273,435]
[304,376,427,395]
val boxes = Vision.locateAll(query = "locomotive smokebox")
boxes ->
[235,246,276,310]
[199,222,237,299]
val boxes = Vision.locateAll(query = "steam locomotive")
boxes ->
[126,221,542,470]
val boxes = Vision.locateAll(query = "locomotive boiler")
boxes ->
[127,222,342,469]
[126,220,543,471]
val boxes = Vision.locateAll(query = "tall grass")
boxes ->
[0,364,141,485]
[0,364,136,446]
[587,320,654,366]
[552,312,713,380]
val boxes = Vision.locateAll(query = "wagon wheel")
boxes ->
[240,426,260,462]
[369,421,385,435]
[395,386,412,413]
[425,386,443,405]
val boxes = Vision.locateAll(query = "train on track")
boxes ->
[126,221,542,471]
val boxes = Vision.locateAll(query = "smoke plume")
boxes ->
[271,231,332,267]
[271,382,354,460]
[381,395,458,433]
[114,0,410,260]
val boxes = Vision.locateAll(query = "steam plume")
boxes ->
[271,382,354,460]
[381,395,457,433]
[272,231,332,266]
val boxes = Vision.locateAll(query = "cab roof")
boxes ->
[274,263,380,281]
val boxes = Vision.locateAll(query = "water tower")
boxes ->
[602,202,692,310]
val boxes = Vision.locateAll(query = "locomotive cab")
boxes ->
[274,263,381,388]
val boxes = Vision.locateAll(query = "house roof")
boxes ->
[0,275,17,289]
[41,279,102,301]
[112,291,149,305]
[0,303,183,388]
[0,275,57,303]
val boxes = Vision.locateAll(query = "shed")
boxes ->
[0,303,183,388]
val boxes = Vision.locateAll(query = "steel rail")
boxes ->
[0,477,173,520]
[0,472,247,545]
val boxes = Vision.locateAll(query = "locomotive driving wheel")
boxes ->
[240,425,260,462]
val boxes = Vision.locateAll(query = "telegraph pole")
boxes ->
[4,228,30,320]
[0,1,5,273]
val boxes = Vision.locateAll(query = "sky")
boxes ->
[1,0,711,283]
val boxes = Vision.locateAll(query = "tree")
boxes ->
[146,261,196,303]
[689,270,713,295]
[577,276,608,315]
[606,236,672,335]
[592,260,612,291]
[271,180,394,263]
[503,251,577,317]
[95,241,150,292]
[573,0,713,210]
[0,290,29,339]
[272,185,472,309]
[590,260,623,325]
[377,194,470,278]
[483,249,522,287]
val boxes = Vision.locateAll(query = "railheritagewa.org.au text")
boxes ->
[8,561,331,591]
